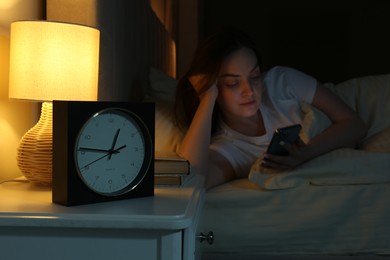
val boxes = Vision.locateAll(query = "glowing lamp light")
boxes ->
[9,21,100,186]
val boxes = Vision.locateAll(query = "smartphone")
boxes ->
[266,124,302,156]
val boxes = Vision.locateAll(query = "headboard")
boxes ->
[47,0,176,102]
[201,1,390,84]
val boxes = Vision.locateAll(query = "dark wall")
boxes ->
[201,0,390,83]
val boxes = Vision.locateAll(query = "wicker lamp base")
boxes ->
[17,102,53,186]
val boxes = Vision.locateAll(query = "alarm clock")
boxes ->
[52,101,155,206]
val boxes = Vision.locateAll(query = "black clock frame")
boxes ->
[52,101,155,206]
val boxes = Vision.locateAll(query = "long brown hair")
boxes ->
[174,27,262,134]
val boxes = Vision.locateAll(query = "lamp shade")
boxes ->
[9,21,99,101]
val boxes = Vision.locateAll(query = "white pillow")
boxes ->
[146,67,184,153]
[300,74,390,145]
[148,67,177,102]
[154,101,184,153]
[360,127,390,152]
[327,73,390,140]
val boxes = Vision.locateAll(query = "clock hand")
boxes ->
[78,147,110,153]
[113,144,126,153]
[108,128,120,160]
[81,145,127,170]
[81,153,111,170]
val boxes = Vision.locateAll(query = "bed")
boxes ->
[149,68,390,259]
[47,1,390,258]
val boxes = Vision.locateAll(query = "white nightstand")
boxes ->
[0,175,205,260]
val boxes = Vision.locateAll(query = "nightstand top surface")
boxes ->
[0,175,205,230]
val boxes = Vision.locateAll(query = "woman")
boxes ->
[174,28,367,189]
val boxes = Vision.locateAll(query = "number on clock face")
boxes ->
[74,109,147,196]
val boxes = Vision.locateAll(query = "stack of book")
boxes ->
[154,151,193,187]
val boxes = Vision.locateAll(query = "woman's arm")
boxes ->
[178,77,236,189]
[264,83,368,169]
[178,85,216,173]
[306,83,367,153]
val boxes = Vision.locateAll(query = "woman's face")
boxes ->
[216,47,263,121]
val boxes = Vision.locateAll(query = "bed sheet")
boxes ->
[200,178,390,256]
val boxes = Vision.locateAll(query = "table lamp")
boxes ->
[8,21,100,186]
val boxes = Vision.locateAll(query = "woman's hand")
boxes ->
[189,74,218,100]
[262,138,312,170]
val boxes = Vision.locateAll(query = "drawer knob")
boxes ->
[197,231,214,245]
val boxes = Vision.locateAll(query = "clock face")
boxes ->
[52,101,155,206]
[74,108,150,196]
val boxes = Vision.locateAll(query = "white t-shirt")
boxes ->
[209,66,317,177]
